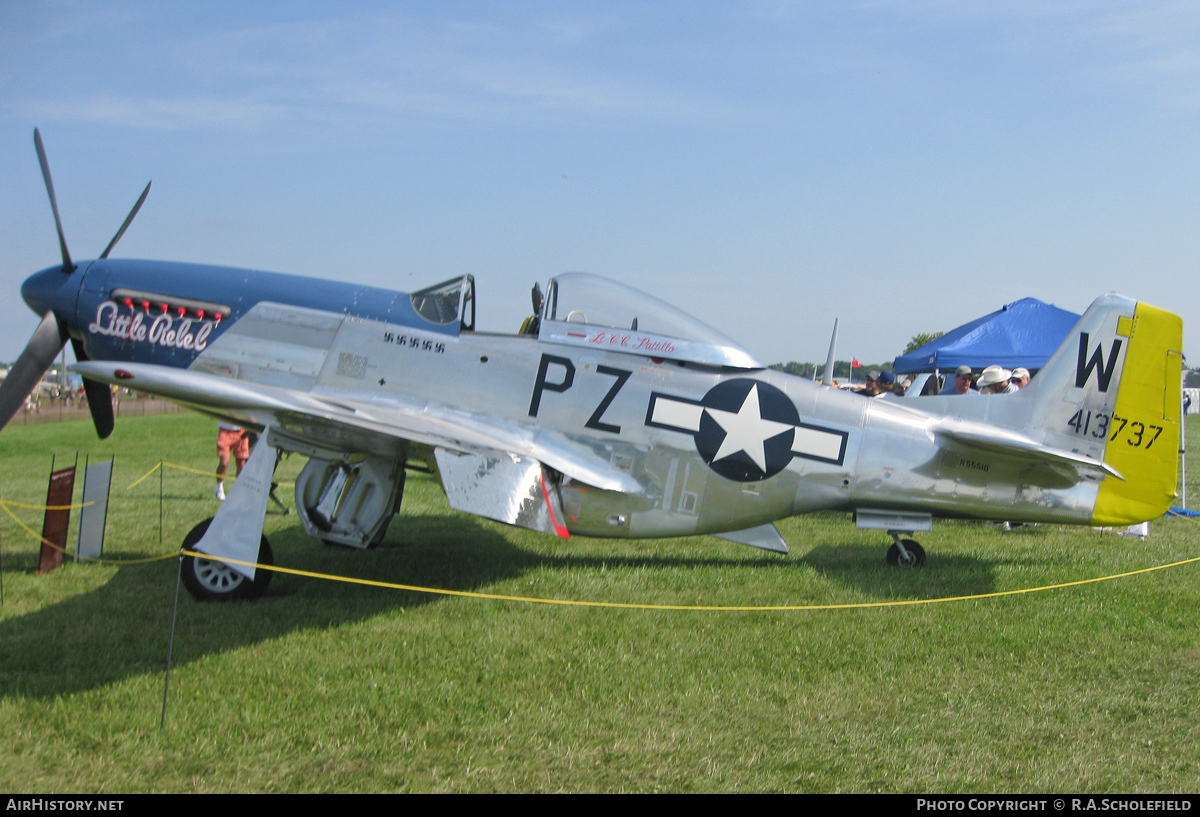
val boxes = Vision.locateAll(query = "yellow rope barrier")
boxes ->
[164,462,231,479]
[182,536,1200,612]
[0,499,175,565]
[3,458,290,566]
[122,461,294,490]
[123,462,161,491]
[159,461,294,488]
[5,458,1196,608]
[0,499,94,510]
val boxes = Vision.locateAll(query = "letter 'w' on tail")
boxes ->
[1075,332,1122,392]
[1029,294,1183,525]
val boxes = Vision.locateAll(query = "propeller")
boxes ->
[70,339,114,439]
[33,128,74,274]
[0,129,151,440]
[0,312,70,430]
[100,180,151,260]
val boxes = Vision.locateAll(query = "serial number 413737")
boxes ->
[1067,409,1163,449]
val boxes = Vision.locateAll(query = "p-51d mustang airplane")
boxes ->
[0,130,1184,601]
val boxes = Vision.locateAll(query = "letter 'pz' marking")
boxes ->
[584,366,632,434]
[529,354,576,416]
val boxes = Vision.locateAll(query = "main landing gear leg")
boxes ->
[181,517,274,601]
[886,531,926,567]
[181,433,279,601]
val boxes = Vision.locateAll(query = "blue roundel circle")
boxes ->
[694,378,799,482]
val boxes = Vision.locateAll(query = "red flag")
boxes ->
[851,357,861,368]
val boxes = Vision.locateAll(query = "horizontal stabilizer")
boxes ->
[934,421,1122,482]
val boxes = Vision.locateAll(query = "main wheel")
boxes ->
[180,517,274,601]
[886,539,926,567]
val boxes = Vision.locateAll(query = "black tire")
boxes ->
[886,539,926,567]
[180,517,274,601]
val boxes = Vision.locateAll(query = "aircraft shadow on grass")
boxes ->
[0,515,998,700]
[797,543,999,600]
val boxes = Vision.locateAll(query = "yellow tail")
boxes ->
[1091,301,1183,525]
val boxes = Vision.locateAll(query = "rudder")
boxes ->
[1092,301,1183,524]
[1028,295,1182,525]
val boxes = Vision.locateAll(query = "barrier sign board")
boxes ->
[76,459,113,561]
[37,465,76,575]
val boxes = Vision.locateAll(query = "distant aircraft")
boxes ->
[0,130,1183,601]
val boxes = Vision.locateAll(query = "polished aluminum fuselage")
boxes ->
[189,307,1097,538]
[22,259,1105,540]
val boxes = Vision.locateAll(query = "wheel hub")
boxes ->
[194,557,246,593]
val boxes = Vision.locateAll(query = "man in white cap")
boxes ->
[1011,367,1031,389]
[978,365,1018,395]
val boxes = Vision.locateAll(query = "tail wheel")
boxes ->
[886,539,926,567]
[180,517,274,601]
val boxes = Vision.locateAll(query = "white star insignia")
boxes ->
[704,384,794,472]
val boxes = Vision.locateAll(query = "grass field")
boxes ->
[1,412,1198,793]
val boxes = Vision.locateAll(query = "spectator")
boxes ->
[860,371,882,397]
[950,365,977,395]
[876,370,897,396]
[979,365,1018,395]
[215,423,251,501]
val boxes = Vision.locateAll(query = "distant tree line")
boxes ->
[769,360,895,381]
[903,332,944,355]
[774,348,1200,389]
[769,332,950,382]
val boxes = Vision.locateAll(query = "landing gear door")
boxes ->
[434,448,569,538]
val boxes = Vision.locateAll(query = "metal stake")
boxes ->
[161,551,184,731]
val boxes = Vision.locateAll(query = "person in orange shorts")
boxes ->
[215,422,250,501]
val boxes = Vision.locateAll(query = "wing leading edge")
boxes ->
[71,361,642,496]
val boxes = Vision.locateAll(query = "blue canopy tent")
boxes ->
[893,297,1081,374]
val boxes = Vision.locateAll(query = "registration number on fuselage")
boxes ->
[1066,409,1163,449]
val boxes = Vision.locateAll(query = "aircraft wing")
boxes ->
[71,361,642,494]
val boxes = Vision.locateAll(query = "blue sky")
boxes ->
[2,1,1198,367]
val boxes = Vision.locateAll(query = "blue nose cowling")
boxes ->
[21,262,83,321]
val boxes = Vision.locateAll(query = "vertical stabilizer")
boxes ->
[1091,301,1183,524]
[822,318,839,386]
[1028,295,1182,525]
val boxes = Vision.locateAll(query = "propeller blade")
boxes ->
[0,311,69,432]
[33,128,74,274]
[99,180,151,260]
[70,339,115,439]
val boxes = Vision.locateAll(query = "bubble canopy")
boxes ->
[538,272,762,369]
